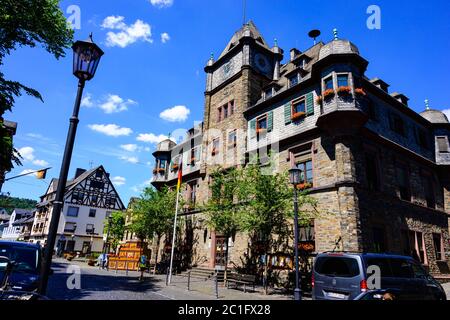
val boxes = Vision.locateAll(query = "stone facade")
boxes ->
[149,22,450,275]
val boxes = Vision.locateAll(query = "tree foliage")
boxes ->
[104,211,126,252]
[0,0,74,172]
[0,195,37,214]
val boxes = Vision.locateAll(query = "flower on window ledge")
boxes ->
[190,157,196,164]
[291,111,306,122]
[156,168,165,174]
[354,88,367,97]
[316,95,323,105]
[336,86,352,96]
[296,182,313,190]
[256,128,267,134]
[171,163,179,171]
[323,89,336,100]
[152,169,157,175]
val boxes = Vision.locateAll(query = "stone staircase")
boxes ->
[178,267,226,282]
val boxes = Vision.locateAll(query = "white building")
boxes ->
[30,166,125,254]
[1,208,34,241]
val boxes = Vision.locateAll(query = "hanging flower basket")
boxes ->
[296,182,313,190]
[316,95,323,105]
[337,86,352,96]
[354,88,367,97]
[291,111,306,122]
[323,89,336,100]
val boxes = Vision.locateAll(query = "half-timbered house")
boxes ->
[30,166,125,254]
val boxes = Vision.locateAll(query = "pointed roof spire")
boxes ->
[425,99,430,110]
[218,20,270,59]
[274,38,278,47]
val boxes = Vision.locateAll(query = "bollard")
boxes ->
[214,273,219,299]
[115,263,118,274]
[165,267,169,286]
[187,271,191,291]
[126,263,128,276]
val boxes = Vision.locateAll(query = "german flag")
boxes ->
[176,160,182,192]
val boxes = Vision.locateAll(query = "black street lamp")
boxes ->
[38,34,104,295]
[288,167,302,301]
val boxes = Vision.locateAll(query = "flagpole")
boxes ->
[168,188,180,284]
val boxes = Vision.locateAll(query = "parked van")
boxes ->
[312,252,446,300]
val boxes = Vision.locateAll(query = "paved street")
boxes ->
[47,259,292,300]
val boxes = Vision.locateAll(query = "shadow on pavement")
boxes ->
[47,262,161,300]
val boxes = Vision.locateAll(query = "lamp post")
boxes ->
[38,34,104,295]
[288,167,302,301]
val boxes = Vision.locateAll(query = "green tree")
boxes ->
[201,167,246,278]
[130,186,180,273]
[239,163,318,293]
[0,0,74,173]
[104,211,126,252]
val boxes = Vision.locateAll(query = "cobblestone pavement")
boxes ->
[47,259,294,300]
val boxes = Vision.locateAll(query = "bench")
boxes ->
[226,272,257,293]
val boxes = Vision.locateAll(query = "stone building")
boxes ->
[150,21,450,275]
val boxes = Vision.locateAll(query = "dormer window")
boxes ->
[437,136,450,153]
[289,74,299,87]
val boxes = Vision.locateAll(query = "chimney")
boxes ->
[391,92,409,106]
[74,168,86,179]
[290,48,300,62]
[370,78,389,93]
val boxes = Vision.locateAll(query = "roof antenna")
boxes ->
[242,0,247,25]
[89,160,94,169]
[308,29,321,45]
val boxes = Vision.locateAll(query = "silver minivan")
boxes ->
[312,252,446,300]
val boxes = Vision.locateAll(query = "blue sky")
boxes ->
[2,0,450,205]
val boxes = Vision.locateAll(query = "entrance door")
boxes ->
[65,240,76,253]
[82,241,92,255]
[214,237,227,269]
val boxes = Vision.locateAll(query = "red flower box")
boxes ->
[337,86,352,96]
[323,89,336,100]
[291,111,306,122]
[296,182,312,190]
[354,88,366,96]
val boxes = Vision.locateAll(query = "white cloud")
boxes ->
[150,0,173,8]
[159,105,190,122]
[20,169,38,178]
[17,147,49,166]
[111,176,126,186]
[120,156,139,164]
[102,16,152,48]
[443,109,450,121]
[81,93,94,108]
[88,124,133,137]
[33,159,49,166]
[161,32,170,43]
[82,93,137,114]
[136,133,169,144]
[120,144,139,152]
[99,94,137,113]
[131,179,153,193]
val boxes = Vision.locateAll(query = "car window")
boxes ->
[390,259,414,278]
[314,256,360,277]
[410,262,427,278]
[365,258,393,277]
[0,245,39,273]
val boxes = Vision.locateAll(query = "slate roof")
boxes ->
[219,20,270,60]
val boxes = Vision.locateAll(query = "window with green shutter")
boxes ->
[284,103,292,125]
[306,92,314,115]
[268,111,274,132]
[249,119,256,138]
